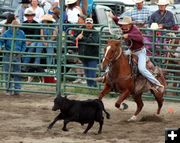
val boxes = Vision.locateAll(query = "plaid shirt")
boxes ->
[125,6,151,23]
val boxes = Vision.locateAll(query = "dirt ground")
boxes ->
[0,93,180,143]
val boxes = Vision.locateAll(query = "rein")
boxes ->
[107,49,132,80]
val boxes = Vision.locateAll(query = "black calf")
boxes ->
[48,95,110,134]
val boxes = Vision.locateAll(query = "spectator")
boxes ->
[1,13,16,34]
[124,0,151,28]
[77,0,88,16]
[0,20,26,96]
[40,14,57,66]
[149,0,175,30]
[17,0,31,23]
[65,0,83,24]
[26,0,45,23]
[21,8,44,83]
[75,17,99,87]
[47,1,59,15]
[71,14,86,84]
[40,0,52,14]
[22,8,42,65]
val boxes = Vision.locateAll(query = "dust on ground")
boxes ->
[0,93,180,143]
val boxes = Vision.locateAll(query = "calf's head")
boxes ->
[52,94,69,111]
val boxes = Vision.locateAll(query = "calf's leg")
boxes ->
[48,113,64,129]
[62,119,70,131]
[83,121,94,134]
[97,119,104,134]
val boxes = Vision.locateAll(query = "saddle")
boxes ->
[131,55,159,77]
[130,55,163,94]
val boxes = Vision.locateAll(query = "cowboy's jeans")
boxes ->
[134,48,161,86]
[3,55,21,94]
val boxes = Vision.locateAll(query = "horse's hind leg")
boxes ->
[151,90,164,114]
[128,93,144,121]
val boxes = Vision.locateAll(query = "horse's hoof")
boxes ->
[115,102,120,108]
[120,103,128,110]
[127,115,137,122]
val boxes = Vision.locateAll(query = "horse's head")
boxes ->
[101,39,122,70]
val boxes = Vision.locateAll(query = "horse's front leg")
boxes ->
[98,83,111,100]
[115,89,130,108]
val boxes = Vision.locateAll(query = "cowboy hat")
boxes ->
[24,8,35,16]
[41,14,56,22]
[134,0,144,3]
[65,0,78,5]
[118,16,132,25]
[156,0,169,5]
[19,0,31,3]
[150,23,159,30]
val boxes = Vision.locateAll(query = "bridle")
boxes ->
[104,45,133,80]
[104,46,122,64]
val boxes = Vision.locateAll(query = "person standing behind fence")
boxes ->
[124,0,151,28]
[40,14,57,66]
[75,17,99,87]
[149,0,175,30]
[0,20,26,96]
[17,0,31,23]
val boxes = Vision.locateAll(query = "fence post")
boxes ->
[56,0,64,96]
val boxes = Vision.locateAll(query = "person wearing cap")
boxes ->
[40,14,57,65]
[120,16,164,92]
[75,17,99,87]
[65,0,83,24]
[149,0,175,30]
[17,0,31,23]
[123,0,151,28]
[0,20,26,95]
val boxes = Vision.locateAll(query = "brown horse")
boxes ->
[99,39,167,121]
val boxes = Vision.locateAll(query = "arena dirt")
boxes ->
[0,93,180,143]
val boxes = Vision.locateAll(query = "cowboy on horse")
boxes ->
[97,16,167,121]
[97,16,165,93]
